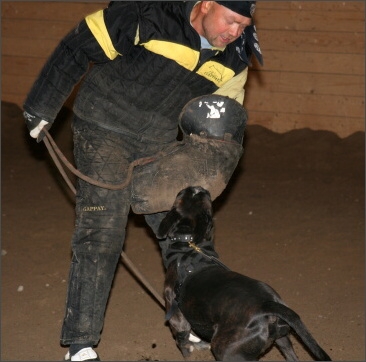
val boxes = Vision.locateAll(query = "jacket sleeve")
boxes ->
[23,1,139,122]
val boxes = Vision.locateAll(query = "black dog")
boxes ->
[158,186,331,361]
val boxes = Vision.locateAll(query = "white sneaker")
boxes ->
[64,347,99,361]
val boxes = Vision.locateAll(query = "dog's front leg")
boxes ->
[165,264,194,358]
[169,308,195,358]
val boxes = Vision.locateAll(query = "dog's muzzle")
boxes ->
[131,95,247,214]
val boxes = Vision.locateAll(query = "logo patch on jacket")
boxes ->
[196,61,235,87]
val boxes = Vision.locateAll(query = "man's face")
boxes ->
[201,1,252,47]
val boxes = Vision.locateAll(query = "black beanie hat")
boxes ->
[215,1,256,18]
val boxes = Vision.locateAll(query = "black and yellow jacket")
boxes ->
[24,1,261,141]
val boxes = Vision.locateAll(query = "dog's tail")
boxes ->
[261,301,332,361]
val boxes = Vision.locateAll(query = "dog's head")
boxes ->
[158,186,213,243]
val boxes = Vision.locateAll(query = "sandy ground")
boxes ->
[1,101,364,361]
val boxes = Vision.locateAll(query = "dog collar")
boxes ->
[169,235,203,254]
[170,234,194,242]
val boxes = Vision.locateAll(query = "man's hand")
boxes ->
[23,111,51,142]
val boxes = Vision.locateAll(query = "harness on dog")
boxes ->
[165,233,230,321]
[187,240,230,271]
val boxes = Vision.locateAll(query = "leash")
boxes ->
[42,129,166,310]
[42,129,160,190]
[171,234,231,271]
[188,240,231,271]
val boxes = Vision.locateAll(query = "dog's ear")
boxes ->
[157,208,182,238]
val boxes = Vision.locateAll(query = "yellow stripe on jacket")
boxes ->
[196,61,235,88]
[85,11,238,89]
[214,68,248,104]
[85,10,120,60]
[142,40,236,87]
[141,40,200,71]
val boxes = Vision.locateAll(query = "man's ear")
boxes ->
[201,1,213,15]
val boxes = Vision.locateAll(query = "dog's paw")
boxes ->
[179,343,194,358]
[193,340,211,351]
[189,333,202,343]
[188,333,211,351]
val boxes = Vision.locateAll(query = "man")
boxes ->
[23,2,262,360]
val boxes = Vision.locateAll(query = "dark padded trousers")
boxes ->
[60,116,169,346]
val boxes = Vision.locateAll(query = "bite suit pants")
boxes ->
[60,116,168,346]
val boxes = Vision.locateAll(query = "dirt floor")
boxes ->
[1,101,364,361]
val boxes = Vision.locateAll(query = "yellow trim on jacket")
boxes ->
[85,10,120,60]
[141,40,200,71]
[85,10,243,92]
[213,68,248,104]
[196,60,235,88]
